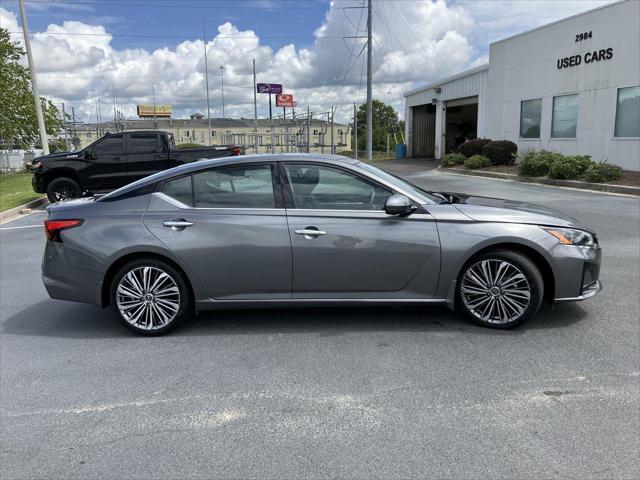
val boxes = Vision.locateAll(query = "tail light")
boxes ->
[44,219,83,242]
[232,146,241,156]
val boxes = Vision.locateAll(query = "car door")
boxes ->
[281,162,441,299]
[143,162,292,300]
[125,132,169,182]
[82,134,126,190]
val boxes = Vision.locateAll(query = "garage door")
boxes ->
[411,104,435,158]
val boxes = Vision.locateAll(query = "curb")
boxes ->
[0,197,49,225]
[441,168,640,196]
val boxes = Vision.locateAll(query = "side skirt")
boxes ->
[195,298,449,312]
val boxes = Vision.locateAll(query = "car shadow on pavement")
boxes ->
[2,300,587,339]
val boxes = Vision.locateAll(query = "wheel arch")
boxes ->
[101,251,196,308]
[43,169,82,190]
[458,241,556,304]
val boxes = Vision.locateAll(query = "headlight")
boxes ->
[543,227,596,247]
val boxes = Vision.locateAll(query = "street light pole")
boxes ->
[203,18,212,146]
[366,0,373,161]
[18,0,49,154]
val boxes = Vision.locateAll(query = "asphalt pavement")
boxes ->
[1,166,639,479]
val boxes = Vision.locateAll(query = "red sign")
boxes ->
[276,94,294,107]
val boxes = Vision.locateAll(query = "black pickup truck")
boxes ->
[32,130,243,202]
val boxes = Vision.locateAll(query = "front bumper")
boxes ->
[551,243,602,303]
[555,280,602,303]
[32,172,46,194]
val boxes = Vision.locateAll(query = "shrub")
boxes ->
[483,140,518,165]
[464,154,491,169]
[583,162,623,183]
[458,138,492,158]
[441,153,466,167]
[548,154,594,180]
[518,150,561,177]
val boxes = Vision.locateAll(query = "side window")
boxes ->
[192,164,275,208]
[163,176,193,206]
[128,133,160,154]
[284,164,391,210]
[92,135,123,156]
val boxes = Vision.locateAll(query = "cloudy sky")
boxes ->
[1,0,615,123]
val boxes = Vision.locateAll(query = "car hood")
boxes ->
[440,192,593,232]
[36,151,82,163]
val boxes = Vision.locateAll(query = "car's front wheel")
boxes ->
[110,258,192,336]
[457,250,543,329]
[46,176,81,203]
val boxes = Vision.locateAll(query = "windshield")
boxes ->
[356,162,441,204]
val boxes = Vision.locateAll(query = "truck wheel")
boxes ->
[47,177,81,203]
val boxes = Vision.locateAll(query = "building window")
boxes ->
[520,98,542,138]
[551,94,578,138]
[614,86,640,137]
[211,130,216,137]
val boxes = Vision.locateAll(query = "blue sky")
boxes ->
[1,0,615,122]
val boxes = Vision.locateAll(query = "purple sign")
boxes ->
[256,83,283,94]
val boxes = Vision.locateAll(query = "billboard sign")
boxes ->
[137,105,172,117]
[256,83,283,94]
[275,93,294,107]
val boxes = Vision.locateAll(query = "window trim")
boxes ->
[551,93,579,139]
[519,98,542,139]
[158,162,284,210]
[279,161,395,212]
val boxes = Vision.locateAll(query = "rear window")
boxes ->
[128,133,160,154]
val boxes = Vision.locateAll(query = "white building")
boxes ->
[404,0,640,171]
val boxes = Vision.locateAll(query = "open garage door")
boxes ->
[411,104,436,158]
[445,96,478,154]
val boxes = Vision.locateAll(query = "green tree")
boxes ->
[0,27,63,149]
[353,99,402,152]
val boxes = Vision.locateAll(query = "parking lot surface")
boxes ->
[1,165,639,479]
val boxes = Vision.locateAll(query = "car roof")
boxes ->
[98,153,360,201]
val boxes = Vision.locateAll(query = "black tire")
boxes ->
[110,258,192,336]
[46,176,81,203]
[456,249,544,329]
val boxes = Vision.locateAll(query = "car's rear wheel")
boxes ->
[457,250,543,329]
[110,259,192,336]
[46,177,81,203]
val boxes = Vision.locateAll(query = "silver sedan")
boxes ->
[41,154,602,335]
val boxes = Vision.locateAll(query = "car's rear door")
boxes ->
[125,132,169,182]
[281,162,441,299]
[143,162,292,300]
[82,134,126,190]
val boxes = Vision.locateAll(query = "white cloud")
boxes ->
[0,1,617,124]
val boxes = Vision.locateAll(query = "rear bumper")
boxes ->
[42,241,101,306]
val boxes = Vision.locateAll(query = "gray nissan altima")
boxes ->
[41,154,602,335]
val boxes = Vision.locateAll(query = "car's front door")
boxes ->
[281,162,441,299]
[83,134,126,189]
[143,162,292,300]
[125,132,169,183]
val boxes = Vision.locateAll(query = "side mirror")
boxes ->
[84,149,96,160]
[384,194,415,216]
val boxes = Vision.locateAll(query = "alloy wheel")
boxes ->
[116,266,181,330]
[460,259,531,324]
[54,186,74,201]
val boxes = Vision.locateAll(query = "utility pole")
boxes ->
[330,106,335,155]
[219,65,225,118]
[61,102,68,147]
[354,102,358,161]
[252,59,258,153]
[203,18,212,146]
[306,106,311,153]
[71,106,76,143]
[366,0,373,161]
[152,84,157,130]
[18,0,49,154]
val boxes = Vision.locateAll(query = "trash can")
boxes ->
[395,144,407,160]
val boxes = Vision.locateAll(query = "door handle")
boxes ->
[163,219,194,231]
[294,228,327,239]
